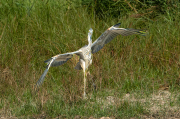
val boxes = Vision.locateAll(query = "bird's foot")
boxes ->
[82,92,87,99]
[92,83,96,91]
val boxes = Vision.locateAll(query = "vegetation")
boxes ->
[0,0,180,118]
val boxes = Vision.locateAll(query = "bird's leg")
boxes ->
[87,71,96,91]
[83,69,86,99]
[80,60,87,99]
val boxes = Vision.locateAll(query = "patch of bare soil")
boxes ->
[96,90,180,118]
[1,89,179,119]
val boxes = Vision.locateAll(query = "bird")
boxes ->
[35,23,146,99]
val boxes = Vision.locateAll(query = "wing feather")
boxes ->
[91,23,146,54]
[35,51,81,91]
[47,53,73,67]
[35,68,50,90]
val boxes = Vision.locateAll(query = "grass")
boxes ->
[0,0,180,118]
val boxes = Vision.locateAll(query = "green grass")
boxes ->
[0,0,180,118]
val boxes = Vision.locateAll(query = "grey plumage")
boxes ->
[35,29,93,97]
[91,23,145,54]
[35,51,82,89]
[35,23,145,98]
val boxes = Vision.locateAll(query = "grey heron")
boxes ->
[35,23,145,98]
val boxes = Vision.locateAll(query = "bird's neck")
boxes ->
[88,36,92,47]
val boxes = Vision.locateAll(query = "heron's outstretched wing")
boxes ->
[35,51,80,91]
[91,23,146,54]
